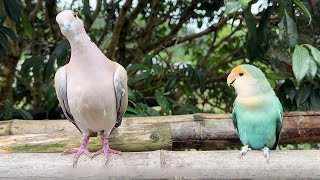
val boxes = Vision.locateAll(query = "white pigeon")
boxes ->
[54,10,128,166]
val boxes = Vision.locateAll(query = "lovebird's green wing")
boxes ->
[232,102,238,131]
[272,99,283,150]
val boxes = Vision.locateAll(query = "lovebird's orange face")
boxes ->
[227,65,249,87]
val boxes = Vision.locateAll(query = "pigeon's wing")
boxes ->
[54,65,81,133]
[113,63,128,128]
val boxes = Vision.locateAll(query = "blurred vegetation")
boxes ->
[0,0,319,120]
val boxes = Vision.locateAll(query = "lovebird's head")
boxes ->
[227,64,271,96]
[56,10,85,38]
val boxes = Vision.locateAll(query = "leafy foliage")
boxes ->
[0,0,320,120]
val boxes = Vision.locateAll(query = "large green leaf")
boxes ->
[279,12,298,47]
[304,44,320,65]
[292,46,310,85]
[3,0,21,22]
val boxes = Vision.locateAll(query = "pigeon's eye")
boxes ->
[73,14,77,18]
[239,72,244,76]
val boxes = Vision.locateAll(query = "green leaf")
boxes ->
[285,12,298,47]
[266,72,290,80]
[128,71,150,85]
[18,109,33,120]
[0,26,17,42]
[284,83,296,101]
[55,40,70,61]
[3,0,21,22]
[152,64,163,77]
[224,0,241,14]
[21,12,33,38]
[292,0,312,25]
[292,46,310,85]
[82,0,91,21]
[310,88,320,110]
[0,31,9,50]
[126,106,138,114]
[307,57,317,80]
[155,90,170,114]
[303,44,320,65]
[279,12,298,47]
[21,56,46,75]
[0,101,13,120]
[127,64,150,72]
[165,76,178,92]
[0,10,7,24]
[295,83,311,107]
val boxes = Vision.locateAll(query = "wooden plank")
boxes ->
[0,151,320,179]
[0,124,172,152]
[1,111,320,152]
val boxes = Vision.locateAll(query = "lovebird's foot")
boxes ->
[239,145,251,158]
[92,134,121,164]
[262,146,270,163]
[61,135,92,167]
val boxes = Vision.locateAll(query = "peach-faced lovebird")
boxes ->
[227,64,283,161]
[54,10,128,166]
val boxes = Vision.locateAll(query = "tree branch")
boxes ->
[107,0,133,59]
[84,0,102,30]
[151,15,234,55]
[29,0,42,22]
[44,0,61,41]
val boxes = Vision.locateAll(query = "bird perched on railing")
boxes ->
[54,10,128,167]
[227,64,283,162]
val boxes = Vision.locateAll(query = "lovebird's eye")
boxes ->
[239,72,244,76]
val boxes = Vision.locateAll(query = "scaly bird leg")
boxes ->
[239,145,251,158]
[262,146,270,163]
[92,134,121,164]
[62,135,92,167]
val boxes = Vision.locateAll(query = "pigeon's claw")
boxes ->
[61,135,91,167]
[91,134,121,164]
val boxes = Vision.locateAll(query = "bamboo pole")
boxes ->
[0,111,320,152]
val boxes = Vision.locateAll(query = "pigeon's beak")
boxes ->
[63,24,72,33]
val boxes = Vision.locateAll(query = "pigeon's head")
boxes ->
[56,10,85,38]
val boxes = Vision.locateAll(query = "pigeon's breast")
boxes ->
[66,62,117,133]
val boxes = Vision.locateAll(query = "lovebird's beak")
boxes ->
[227,73,236,87]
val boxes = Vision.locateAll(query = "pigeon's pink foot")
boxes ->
[92,135,121,163]
[61,135,92,167]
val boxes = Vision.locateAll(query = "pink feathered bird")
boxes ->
[54,10,128,167]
